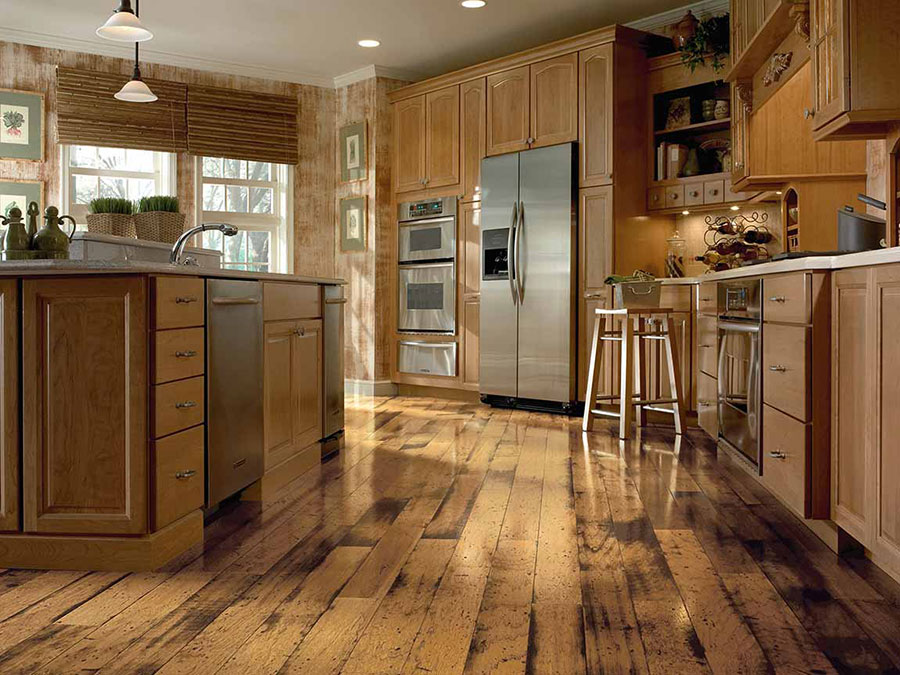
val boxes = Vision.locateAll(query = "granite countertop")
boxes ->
[659,247,900,284]
[0,260,345,285]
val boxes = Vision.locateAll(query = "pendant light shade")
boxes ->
[96,1,153,42]
[115,57,158,103]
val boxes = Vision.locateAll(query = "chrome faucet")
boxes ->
[170,223,238,265]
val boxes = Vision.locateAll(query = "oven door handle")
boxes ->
[399,261,454,270]
[718,320,760,333]
[508,202,519,305]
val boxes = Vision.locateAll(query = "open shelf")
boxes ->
[649,171,729,188]
[725,1,795,82]
[655,118,730,137]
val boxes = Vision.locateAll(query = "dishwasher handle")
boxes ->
[325,298,348,305]
[210,297,261,306]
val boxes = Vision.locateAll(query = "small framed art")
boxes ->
[339,122,367,182]
[340,197,367,251]
[0,179,44,220]
[0,89,44,162]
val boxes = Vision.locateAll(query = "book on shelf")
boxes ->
[667,144,688,180]
[656,142,667,181]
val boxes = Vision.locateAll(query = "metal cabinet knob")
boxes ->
[804,108,815,119]
[175,350,198,358]
[175,470,197,480]
[734,161,744,169]
[769,365,787,372]
[769,450,786,460]
[175,296,199,304]
[526,137,535,145]
[294,327,306,337]
[690,190,700,197]
[768,296,786,303]
[175,401,197,409]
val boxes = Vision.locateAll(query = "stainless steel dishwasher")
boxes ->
[206,279,264,505]
[321,284,346,458]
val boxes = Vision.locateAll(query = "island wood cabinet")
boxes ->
[832,264,900,581]
[810,0,900,140]
[394,85,461,194]
[22,276,148,535]
[0,281,17,533]
[486,53,578,156]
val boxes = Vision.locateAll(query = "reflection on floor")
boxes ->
[1,395,899,674]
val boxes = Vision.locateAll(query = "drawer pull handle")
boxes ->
[294,328,306,337]
[698,400,713,408]
[175,470,197,480]
[175,296,199,304]
[769,450,786,460]
[700,297,712,302]
[175,401,197,409]
[699,344,712,349]
[769,365,787,372]
[175,350,198,358]
[768,296,786,303]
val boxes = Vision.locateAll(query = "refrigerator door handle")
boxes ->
[508,201,519,304]
[515,201,524,301]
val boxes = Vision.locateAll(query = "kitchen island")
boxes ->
[0,262,344,571]
[666,247,900,584]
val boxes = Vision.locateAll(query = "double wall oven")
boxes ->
[717,279,762,471]
[397,197,457,377]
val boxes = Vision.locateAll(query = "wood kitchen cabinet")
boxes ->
[460,78,486,203]
[394,85,461,193]
[22,276,147,535]
[579,44,613,186]
[459,203,481,390]
[486,66,531,156]
[810,0,900,140]
[264,319,323,471]
[0,281,17,533]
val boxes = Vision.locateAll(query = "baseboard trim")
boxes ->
[242,443,321,503]
[345,379,398,397]
[396,384,481,402]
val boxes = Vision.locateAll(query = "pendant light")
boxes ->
[114,43,158,102]
[96,0,153,42]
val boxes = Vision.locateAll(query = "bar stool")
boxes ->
[582,307,686,439]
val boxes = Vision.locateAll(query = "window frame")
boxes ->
[60,145,176,225]
[194,156,293,274]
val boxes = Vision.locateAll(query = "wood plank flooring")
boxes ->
[1,395,899,674]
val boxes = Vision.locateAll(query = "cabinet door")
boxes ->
[810,0,849,128]
[831,268,870,543]
[530,53,578,149]
[394,95,427,193]
[579,44,613,187]
[486,66,530,156]
[578,186,613,396]
[293,319,323,450]
[462,300,480,389]
[22,276,147,535]
[0,281,17,532]
[697,372,718,439]
[425,85,460,189]
[460,78,486,202]
[731,83,749,184]
[264,321,296,469]
[460,203,481,390]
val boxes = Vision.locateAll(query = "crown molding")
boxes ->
[332,64,422,89]
[0,27,336,88]
[626,0,729,33]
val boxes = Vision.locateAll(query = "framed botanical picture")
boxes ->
[340,197,367,251]
[665,96,691,130]
[0,179,44,220]
[0,89,44,162]
[339,122,367,182]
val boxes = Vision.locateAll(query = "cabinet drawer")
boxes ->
[152,376,204,439]
[724,181,744,203]
[264,283,321,322]
[698,282,717,314]
[665,185,685,209]
[762,404,809,517]
[697,315,717,377]
[684,183,704,206]
[152,276,204,330]
[697,371,718,439]
[763,273,809,324]
[153,328,205,384]
[660,285,692,312]
[703,180,725,204]
[153,426,205,530]
[763,323,808,421]
[648,187,665,211]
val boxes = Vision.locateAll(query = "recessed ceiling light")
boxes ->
[461,0,487,7]
[358,39,381,48]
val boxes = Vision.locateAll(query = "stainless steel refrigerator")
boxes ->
[479,143,577,411]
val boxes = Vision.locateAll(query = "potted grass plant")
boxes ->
[134,196,185,243]
[86,198,135,238]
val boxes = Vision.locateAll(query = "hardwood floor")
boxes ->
[1,395,899,674]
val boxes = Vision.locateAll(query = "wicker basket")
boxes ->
[85,213,135,238]
[134,212,186,244]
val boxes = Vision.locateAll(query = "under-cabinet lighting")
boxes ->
[358,39,381,48]
[462,0,487,7]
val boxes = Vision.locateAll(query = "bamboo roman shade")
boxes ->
[56,67,188,152]
[186,85,299,165]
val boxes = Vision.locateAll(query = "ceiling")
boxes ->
[1,0,696,87]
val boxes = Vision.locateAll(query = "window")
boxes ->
[61,145,175,224]
[196,157,292,273]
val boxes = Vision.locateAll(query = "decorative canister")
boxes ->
[2,207,31,257]
[714,99,730,120]
[665,229,686,278]
[33,206,77,259]
[702,99,717,121]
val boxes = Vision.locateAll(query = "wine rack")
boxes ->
[695,211,773,272]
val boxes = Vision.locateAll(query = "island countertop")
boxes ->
[0,259,345,285]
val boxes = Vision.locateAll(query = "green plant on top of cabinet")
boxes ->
[394,85,460,194]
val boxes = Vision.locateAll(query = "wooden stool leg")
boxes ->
[635,316,647,428]
[663,316,687,435]
[582,314,606,432]
[619,316,634,440]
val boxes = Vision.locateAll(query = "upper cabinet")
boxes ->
[394,85,461,194]
[460,78,487,203]
[810,0,900,140]
[487,55,578,157]
[579,44,614,186]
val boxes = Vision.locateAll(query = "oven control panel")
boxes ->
[725,286,749,312]
[718,280,761,321]
[482,229,509,280]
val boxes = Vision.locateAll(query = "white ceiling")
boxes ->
[1,0,700,87]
